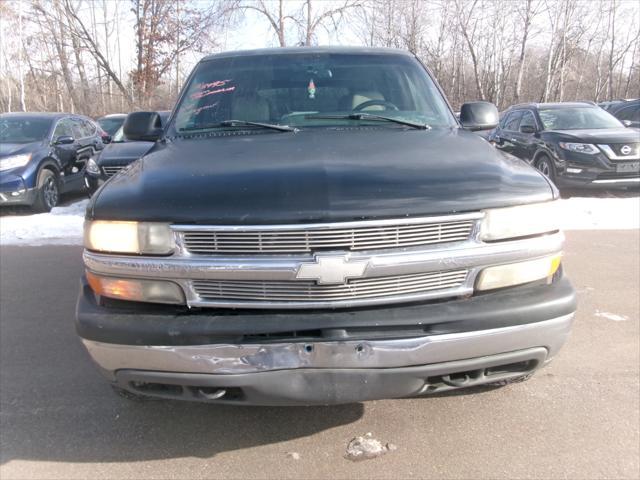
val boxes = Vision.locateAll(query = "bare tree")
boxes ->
[513,0,540,103]
[240,0,291,46]
[454,0,486,100]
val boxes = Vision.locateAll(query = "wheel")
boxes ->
[535,155,556,183]
[486,371,535,387]
[32,169,59,213]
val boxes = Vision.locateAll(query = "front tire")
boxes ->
[535,155,556,183]
[32,169,59,213]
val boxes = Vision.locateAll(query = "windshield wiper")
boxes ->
[179,119,296,133]
[305,113,430,130]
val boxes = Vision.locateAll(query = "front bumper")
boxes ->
[0,174,37,206]
[555,151,640,188]
[84,172,106,193]
[78,276,576,404]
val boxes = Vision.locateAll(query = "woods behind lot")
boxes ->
[0,0,639,116]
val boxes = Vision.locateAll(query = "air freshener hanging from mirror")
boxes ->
[308,79,316,99]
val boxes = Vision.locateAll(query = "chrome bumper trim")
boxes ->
[597,144,640,161]
[592,178,640,184]
[83,313,574,378]
[84,232,564,282]
[83,232,563,309]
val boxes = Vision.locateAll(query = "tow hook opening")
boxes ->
[194,386,227,400]
[130,381,183,396]
[441,369,483,387]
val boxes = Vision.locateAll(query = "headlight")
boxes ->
[86,271,184,304]
[84,221,174,254]
[476,254,562,291]
[559,142,599,155]
[86,157,101,175]
[480,201,560,241]
[0,153,31,171]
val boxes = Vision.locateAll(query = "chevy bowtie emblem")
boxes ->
[620,145,632,155]
[296,255,369,285]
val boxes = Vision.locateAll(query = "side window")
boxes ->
[617,106,640,122]
[53,119,73,138]
[81,119,96,137]
[71,118,85,139]
[519,111,537,131]
[503,111,522,131]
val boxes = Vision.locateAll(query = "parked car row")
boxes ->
[489,101,639,189]
[0,110,171,211]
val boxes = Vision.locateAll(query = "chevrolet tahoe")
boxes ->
[76,47,576,405]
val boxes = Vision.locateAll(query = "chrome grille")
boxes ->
[103,165,126,177]
[192,269,468,303]
[598,143,640,161]
[179,217,476,254]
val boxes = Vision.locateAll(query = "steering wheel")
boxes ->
[352,100,399,112]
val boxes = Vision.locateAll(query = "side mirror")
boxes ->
[622,120,632,127]
[520,125,536,134]
[54,135,75,145]
[123,111,163,142]
[459,101,499,131]
[102,135,112,144]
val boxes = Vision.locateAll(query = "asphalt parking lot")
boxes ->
[0,230,638,479]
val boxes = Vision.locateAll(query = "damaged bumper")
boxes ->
[77,276,576,405]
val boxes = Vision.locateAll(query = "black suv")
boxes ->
[607,99,640,129]
[85,111,170,194]
[0,113,104,211]
[77,47,575,405]
[491,102,639,188]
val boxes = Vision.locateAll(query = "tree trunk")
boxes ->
[514,0,533,104]
[607,0,616,99]
[17,0,26,111]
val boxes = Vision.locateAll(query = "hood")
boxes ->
[97,141,154,166]
[547,128,640,144]
[0,142,41,158]
[89,127,554,224]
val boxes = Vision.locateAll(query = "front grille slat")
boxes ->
[103,165,127,177]
[192,270,468,303]
[180,218,475,255]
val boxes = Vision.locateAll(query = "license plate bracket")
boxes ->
[616,162,640,173]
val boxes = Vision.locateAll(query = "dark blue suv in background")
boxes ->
[0,112,104,211]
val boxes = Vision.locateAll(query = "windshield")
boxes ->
[538,107,623,130]
[0,117,52,143]
[98,117,125,135]
[171,52,455,133]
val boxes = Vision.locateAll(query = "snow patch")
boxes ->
[345,433,396,462]
[0,200,87,246]
[559,196,639,230]
[595,310,629,322]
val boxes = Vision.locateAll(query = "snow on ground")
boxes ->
[0,199,87,246]
[559,195,640,231]
[0,194,638,246]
